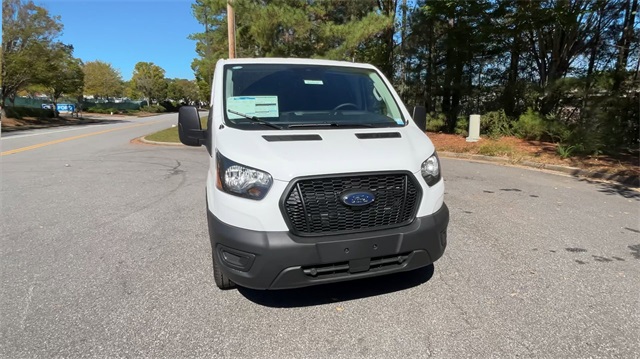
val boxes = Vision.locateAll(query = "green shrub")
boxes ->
[566,128,603,156]
[160,100,181,112]
[5,106,54,119]
[514,108,546,140]
[455,116,469,137]
[556,144,577,159]
[144,104,166,113]
[86,107,102,113]
[544,115,571,143]
[481,110,512,138]
[86,107,120,114]
[426,113,446,132]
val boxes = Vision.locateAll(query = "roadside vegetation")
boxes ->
[145,115,207,143]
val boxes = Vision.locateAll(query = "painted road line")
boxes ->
[1,124,112,140]
[1,121,166,156]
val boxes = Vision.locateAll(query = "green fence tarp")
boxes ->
[9,97,146,111]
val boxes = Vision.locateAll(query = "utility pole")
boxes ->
[400,0,407,97]
[227,0,236,59]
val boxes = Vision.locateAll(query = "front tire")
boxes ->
[213,252,236,289]
[207,194,236,290]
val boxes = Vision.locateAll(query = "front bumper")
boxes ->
[208,203,449,290]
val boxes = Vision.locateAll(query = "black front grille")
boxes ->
[282,173,421,236]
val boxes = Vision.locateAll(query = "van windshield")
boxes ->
[223,64,406,130]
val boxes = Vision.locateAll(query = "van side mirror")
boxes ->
[178,106,206,146]
[412,106,427,132]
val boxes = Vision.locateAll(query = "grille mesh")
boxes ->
[283,173,420,236]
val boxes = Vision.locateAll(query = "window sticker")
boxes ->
[227,96,279,119]
[394,118,404,125]
[304,79,324,85]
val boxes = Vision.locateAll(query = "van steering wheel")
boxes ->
[332,103,359,113]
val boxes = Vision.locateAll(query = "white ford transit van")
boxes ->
[178,58,449,290]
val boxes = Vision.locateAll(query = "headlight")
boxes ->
[421,153,441,186]
[216,151,272,200]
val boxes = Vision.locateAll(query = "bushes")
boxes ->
[481,110,512,138]
[85,107,139,115]
[4,106,54,119]
[556,144,578,159]
[513,108,546,140]
[426,113,446,132]
[86,107,118,114]
[144,104,166,113]
[88,102,178,114]
[455,116,469,137]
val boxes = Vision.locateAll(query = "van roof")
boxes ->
[219,57,378,70]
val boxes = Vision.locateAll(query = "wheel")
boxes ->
[207,194,236,290]
[213,253,236,290]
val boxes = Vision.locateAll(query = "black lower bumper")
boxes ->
[207,203,449,290]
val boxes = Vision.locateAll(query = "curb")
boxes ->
[439,151,639,187]
[138,136,184,146]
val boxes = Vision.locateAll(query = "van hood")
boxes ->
[215,127,435,181]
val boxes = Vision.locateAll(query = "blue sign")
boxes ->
[41,104,53,110]
[56,104,75,112]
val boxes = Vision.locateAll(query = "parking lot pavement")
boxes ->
[1,126,638,357]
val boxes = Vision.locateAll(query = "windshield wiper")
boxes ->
[287,122,376,129]
[227,109,283,130]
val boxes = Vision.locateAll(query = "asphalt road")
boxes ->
[1,114,639,358]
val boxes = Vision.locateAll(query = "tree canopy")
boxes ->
[189,0,394,101]
[190,0,639,153]
[131,62,168,105]
[40,43,84,115]
[167,78,200,104]
[83,60,123,99]
[1,0,65,108]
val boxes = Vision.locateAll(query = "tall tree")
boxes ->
[1,0,63,115]
[189,0,393,101]
[131,62,167,106]
[83,60,123,100]
[612,0,639,91]
[40,44,84,117]
[189,0,227,103]
[376,0,398,79]
[123,80,142,100]
[523,0,597,114]
[167,78,200,104]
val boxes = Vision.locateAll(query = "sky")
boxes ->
[39,0,203,81]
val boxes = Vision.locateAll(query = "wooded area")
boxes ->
[191,0,639,155]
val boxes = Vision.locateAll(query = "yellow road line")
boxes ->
[1,121,158,156]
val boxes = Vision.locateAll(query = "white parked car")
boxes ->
[179,58,449,290]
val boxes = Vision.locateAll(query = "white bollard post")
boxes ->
[466,114,481,142]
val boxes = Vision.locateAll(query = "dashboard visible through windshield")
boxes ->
[223,64,406,130]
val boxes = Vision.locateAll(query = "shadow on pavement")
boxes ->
[238,264,435,308]
[578,178,640,201]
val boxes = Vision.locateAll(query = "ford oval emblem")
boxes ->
[341,190,375,207]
